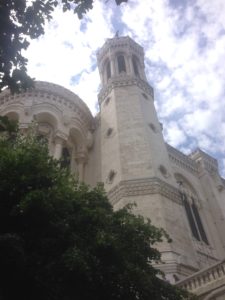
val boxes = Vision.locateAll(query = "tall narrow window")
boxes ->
[117,55,126,73]
[191,200,209,244]
[106,61,111,80]
[132,56,139,77]
[176,174,209,245]
[61,147,71,169]
[181,192,209,244]
[182,193,200,241]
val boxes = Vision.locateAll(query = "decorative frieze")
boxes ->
[107,177,182,205]
[98,76,154,104]
[0,81,94,130]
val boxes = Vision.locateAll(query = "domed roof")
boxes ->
[0,81,94,127]
[34,81,93,118]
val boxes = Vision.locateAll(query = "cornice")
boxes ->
[98,76,154,104]
[107,177,182,206]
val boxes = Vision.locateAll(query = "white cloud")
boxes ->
[163,121,187,147]
[25,1,114,114]
[24,0,225,175]
[121,0,225,175]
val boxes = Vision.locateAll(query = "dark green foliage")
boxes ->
[0,118,196,300]
[0,0,127,93]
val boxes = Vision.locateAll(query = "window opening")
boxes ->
[61,147,71,169]
[181,192,209,244]
[106,61,111,80]
[106,127,113,137]
[182,193,200,241]
[191,200,209,244]
[142,93,148,100]
[117,55,126,73]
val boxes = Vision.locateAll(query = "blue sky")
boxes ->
[25,0,225,176]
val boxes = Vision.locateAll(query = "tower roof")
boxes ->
[97,36,144,63]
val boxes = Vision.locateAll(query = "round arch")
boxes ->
[115,52,127,74]
[33,111,58,130]
[69,127,85,149]
[4,111,19,122]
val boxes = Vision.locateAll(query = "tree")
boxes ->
[0,0,128,94]
[0,118,196,300]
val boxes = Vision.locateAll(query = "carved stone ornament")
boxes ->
[159,165,170,178]
[107,177,182,206]
[106,170,116,184]
[63,114,71,126]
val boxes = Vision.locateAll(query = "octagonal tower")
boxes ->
[97,36,225,282]
[97,36,176,192]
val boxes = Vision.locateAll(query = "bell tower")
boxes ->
[97,36,176,192]
[96,36,225,282]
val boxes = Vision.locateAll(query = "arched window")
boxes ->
[191,199,209,244]
[106,61,111,80]
[117,55,126,73]
[61,147,71,169]
[36,122,53,148]
[176,174,209,245]
[181,193,200,241]
[132,55,139,77]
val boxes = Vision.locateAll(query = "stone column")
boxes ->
[53,134,66,159]
[110,56,116,77]
[140,62,147,81]
[127,55,132,75]
[75,151,87,182]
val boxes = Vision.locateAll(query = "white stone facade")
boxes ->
[0,36,225,299]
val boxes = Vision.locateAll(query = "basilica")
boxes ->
[0,36,225,299]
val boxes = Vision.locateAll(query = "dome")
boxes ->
[0,81,94,127]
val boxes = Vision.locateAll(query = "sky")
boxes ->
[25,0,225,177]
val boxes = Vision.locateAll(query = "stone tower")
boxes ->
[97,36,225,282]
[97,36,176,189]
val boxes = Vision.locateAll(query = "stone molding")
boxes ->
[166,143,198,175]
[156,261,198,278]
[107,177,182,205]
[0,81,94,130]
[98,76,154,104]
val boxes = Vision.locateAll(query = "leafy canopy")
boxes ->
[0,117,196,300]
[0,0,128,93]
